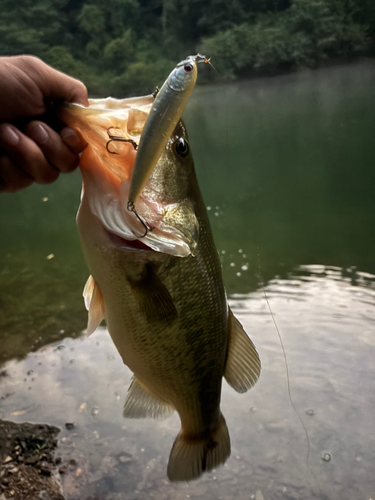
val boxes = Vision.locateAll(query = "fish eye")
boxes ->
[175,137,189,157]
[183,63,194,73]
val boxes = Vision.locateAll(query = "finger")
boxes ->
[26,121,83,174]
[60,127,87,155]
[0,123,60,185]
[14,56,89,107]
[0,155,33,193]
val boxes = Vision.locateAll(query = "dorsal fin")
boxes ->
[123,376,175,419]
[83,275,106,336]
[224,308,261,393]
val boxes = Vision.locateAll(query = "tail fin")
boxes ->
[167,413,230,482]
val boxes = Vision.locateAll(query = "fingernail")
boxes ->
[0,125,20,146]
[61,128,81,149]
[31,124,49,144]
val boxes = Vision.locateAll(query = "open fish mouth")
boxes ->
[105,229,154,252]
[59,96,199,257]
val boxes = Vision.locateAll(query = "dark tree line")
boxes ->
[0,0,374,95]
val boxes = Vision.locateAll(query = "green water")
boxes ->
[0,60,375,499]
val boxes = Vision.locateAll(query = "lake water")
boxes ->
[1,60,375,500]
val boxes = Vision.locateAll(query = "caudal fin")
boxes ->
[167,413,230,482]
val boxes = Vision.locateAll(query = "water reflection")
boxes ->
[0,265,374,499]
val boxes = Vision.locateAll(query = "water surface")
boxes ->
[1,60,375,499]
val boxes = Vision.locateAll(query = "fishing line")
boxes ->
[256,248,322,497]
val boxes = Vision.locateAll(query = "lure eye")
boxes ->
[183,63,194,73]
[175,137,189,157]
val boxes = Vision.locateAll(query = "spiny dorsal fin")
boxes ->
[130,265,177,323]
[123,376,175,419]
[224,308,261,393]
[83,275,106,336]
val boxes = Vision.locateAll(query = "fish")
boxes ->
[59,88,261,481]
[128,53,209,205]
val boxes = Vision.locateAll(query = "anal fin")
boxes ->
[123,376,175,419]
[224,308,261,393]
[83,275,106,336]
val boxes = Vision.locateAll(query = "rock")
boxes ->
[3,456,13,464]
[255,490,265,500]
[59,465,68,474]
[38,490,53,500]
[25,454,40,465]
[118,454,132,464]
[65,422,75,430]
[91,407,99,416]
[39,461,53,475]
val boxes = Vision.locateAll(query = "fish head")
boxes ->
[59,96,199,257]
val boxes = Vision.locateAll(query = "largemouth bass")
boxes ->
[60,90,260,482]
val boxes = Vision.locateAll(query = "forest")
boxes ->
[1,0,375,96]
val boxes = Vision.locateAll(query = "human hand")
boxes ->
[0,55,89,193]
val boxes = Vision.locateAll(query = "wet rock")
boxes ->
[58,465,68,474]
[25,454,40,465]
[39,461,53,475]
[255,490,264,500]
[118,454,132,464]
[39,491,53,500]
[0,420,63,499]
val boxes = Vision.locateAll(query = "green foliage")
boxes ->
[43,46,87,80]
[0,0,373,95]
[111,59,174,96]
[200,0,370,78]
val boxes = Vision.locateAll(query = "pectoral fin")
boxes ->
[123,376,175,419]
[83,275,106,336]
[130,265,177,322]
[224,308,261,393]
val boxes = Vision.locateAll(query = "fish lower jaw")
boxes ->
[104,227,154,252]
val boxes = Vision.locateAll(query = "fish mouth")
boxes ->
[61,97,199,257]
[105,228,154,252]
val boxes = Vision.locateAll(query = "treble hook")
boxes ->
[127,201,153,239]
[106,127,138,154]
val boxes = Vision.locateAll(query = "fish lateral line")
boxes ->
[256,249,322,496]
